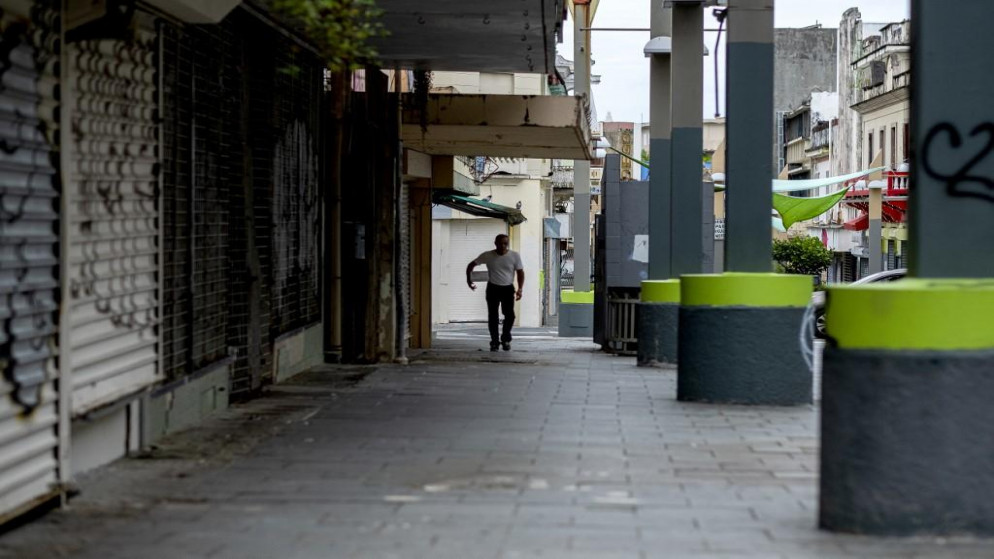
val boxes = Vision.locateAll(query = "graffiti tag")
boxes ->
[921,122,994,203]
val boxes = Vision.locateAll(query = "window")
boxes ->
[867,133,874,168]
[890,126,897,168]
[879,129,885,166]
[903,123,910,163]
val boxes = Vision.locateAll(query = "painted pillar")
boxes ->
[724,0,774,272]
[820,0,994,535]
[638,4,674,367]
[670,3,704,276]
[676,0,812,404]
[572,0,592,291]
[648,3,672,279]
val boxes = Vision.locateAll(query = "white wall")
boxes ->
[810,91,839,123]
[431,220,451,325]
[432,72,545,96]
[863,101,910,168]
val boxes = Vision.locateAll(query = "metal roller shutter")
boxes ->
[0,0,63,522]
[446,218,507,322]
[67,33,161,414]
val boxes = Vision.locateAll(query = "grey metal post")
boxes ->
[572,1,592,291]
[670,3,705,275]
[868,184,883,274]
[910,0,994,278]
[648,4,672,279]
[724,0,774,272]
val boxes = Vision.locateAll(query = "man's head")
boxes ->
[494,234,510,255]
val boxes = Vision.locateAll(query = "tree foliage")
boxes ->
[772,235,832,276]
[273,0,386,71]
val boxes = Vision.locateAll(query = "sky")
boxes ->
[562,0,910,123]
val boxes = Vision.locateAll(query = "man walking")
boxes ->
[466,234,524,351]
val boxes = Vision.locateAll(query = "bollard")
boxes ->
[677,273,812,405]
[820,279,994,535]
[637,279,680,367]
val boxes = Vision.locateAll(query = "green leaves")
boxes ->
[273,0,387,71]
[772,235,832,276]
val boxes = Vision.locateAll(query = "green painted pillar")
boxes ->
[820,1,994,535]
[670,2,704,276]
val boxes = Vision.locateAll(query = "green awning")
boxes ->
[433,192,527,226]
[773,186,851,229]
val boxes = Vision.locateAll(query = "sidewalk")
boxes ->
[2,326,992,558]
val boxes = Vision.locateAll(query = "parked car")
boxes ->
[812,268,907,339]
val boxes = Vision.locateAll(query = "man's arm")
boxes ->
[515,269,525,300]
[466,261,478,290]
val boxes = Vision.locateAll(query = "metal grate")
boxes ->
[607,295,639,354]
[160,11,322,396]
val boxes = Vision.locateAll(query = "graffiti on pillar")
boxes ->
[921,122,994,203]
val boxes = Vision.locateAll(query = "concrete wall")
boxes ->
[775,28,838,113]
[273,324,324,384]
[71,403,141,475]
[143,362,232,446]
[775,27,837,171]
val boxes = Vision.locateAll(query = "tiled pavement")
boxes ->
[2,325,993,558]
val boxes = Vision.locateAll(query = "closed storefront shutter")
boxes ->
[67,33,161,414]
[0,0,63,521]
[446,219,507,322]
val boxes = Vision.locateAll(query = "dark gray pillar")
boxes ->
[724,0,774,272]
[572,1,591,291]
[909,0,994,278]
[670,3,704,276]
[648,5,672,280]
[701,181,715,274]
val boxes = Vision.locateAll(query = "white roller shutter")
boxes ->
[0,0,63,522]
[67,33,161,415]
[445,218,506,322]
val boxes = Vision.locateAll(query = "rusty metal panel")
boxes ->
[67,32,161,415]
[0,0,63,523]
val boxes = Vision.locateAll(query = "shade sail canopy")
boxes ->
[773,186,851,229]
[771,167,887,192]
[403,94,593,159]
[433,192,527,226]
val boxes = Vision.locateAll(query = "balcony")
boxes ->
[852,69,910,113]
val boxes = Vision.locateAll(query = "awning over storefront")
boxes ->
[844,212,869,231]
[433,192,527,226]
[402,94,594,160]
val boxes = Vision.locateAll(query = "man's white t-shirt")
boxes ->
[474,250,523,287]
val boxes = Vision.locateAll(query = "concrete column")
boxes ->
[820,1,994,535]
[670,3,704,276]
[675,0,812,404]
[724,0,774,272]
[648,4,672,279]
[867,183,883,274]
[572,1,591,291]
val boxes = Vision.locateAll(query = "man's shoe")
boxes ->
[490,341,500,352]
[501,342,511,351]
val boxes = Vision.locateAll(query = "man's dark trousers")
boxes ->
[485,283,515,344]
